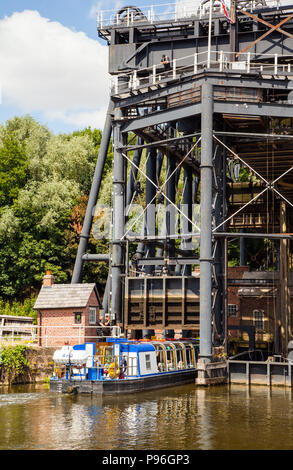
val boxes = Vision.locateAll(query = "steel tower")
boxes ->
[72,0,293,374]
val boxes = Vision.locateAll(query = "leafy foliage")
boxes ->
[0,297,37,322]
[0,116,112,303]
[0,345,30,384]
[0,134,28,206]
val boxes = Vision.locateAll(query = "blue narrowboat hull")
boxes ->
[50,368,197,395]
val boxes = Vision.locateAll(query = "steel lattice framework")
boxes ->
[72,0,293,360]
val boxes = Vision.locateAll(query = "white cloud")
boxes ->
[46,108,110,129]
[89,1,124,20]
[0,10,110,129]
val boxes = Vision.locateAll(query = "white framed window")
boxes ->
[228,304,237,317]
[145,354,152,370]
[89,307,97,325]
[253,309,264,330]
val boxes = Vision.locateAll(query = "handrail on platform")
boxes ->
[111,49,293,95]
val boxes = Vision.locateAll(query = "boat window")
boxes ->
[102,345,113,364]
[191,344,198,365]
[154,343,167,371]
[185,344,194,367]
[145,354,152,370]
[174,342,186,369]
[165,344,176,370]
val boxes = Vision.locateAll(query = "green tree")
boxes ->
[0,115,112,300]
[0,134,28,206]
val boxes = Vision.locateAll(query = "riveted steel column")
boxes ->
[111,108,125,325]
[199,82,213,362]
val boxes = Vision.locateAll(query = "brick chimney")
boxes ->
[43,270,55,287]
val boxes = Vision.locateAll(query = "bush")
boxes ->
[0,345,30,384]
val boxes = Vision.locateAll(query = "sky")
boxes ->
[0,0,289,134]
[0,0,127,134]
[0,0,200,134]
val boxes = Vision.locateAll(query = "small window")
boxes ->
[74,312,82,324]
[228,304,237,317]
[253,310,264,330]
[89,307,96,325]
[145,354,152,370]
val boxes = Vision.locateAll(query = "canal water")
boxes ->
[0,383,293,450]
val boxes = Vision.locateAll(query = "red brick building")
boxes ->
[34,272,101,347]
[227,267,292,353]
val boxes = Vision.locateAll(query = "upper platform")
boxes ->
[96,0,293,76]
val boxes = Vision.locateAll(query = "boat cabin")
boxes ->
[52,338,198,381]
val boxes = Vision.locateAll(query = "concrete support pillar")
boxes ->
[72,101,113,283]
[199,82,213,362]
[111,108,125,325]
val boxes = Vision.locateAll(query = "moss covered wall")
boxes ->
[0,346,56,385]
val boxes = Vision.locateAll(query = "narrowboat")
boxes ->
[50,338,198,395]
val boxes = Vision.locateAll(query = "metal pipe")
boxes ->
[71,101,113,283]
[122,132,201,152]
[82,254,110,261]
[199,82,213,362]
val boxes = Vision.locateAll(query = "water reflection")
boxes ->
[0,384,293,450]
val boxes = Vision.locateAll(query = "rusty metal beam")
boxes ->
[241,10,293,40]
[236,12,293,57]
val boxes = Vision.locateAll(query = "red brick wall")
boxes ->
[239,295,276,341]
[37,290,100,347]
[227,267,275,342]
[227,266,250,279]
[227,267,277,342]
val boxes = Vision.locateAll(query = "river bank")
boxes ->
[0,345,55,386]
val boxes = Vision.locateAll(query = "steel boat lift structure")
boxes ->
[71,0,293,383]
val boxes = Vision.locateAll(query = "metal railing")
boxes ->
[111,49,293,95]
[53,354,139,380]
[97,0,284,29]
[0,324,121,347]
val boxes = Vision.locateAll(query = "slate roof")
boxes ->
[33,283,101,310]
